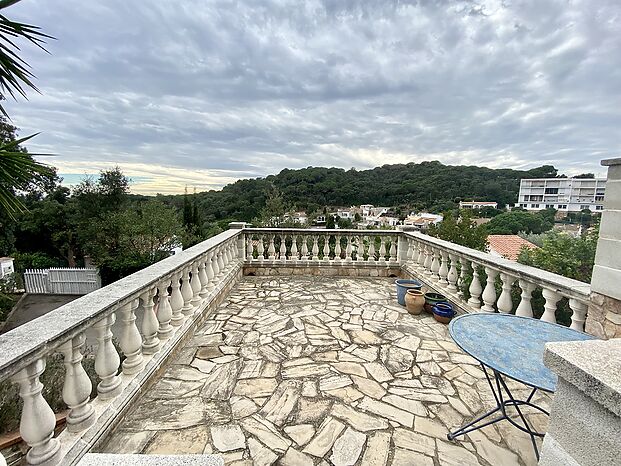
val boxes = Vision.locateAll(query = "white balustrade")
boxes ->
[59,334,96,432]
[430,248,441,281]
[447,253,458,292]
[497,273,515,314]
[180,268,193,315]
[11,359,61,465]
[206,251,216,291]
[322,235,330,261]
[118,300,144,374]
[541,288,561,323]
[198,260,209,298]
[216,246,225,274]
[93,313,122,399]
[481,267,499,313]
[438,251,449,285]
[170,272,185,326]
[516,279,535,317]
[190,262,202,307]
[467,263,483,309]
[291,235,299,261]
[569,298,588,332]
[267,235,276,260]
[312,236,320,261]
[280,236,287,263]
[140,287,160,354]
[156,281,174,340]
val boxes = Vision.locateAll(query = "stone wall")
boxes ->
[244,264,403,278]
[585,292,621,339]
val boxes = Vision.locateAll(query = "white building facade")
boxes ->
[517,178,606,212]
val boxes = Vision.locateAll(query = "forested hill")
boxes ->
[163,161,558,223]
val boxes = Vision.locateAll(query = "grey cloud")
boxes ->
[4,0,620,190]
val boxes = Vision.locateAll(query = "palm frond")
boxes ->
[0,1,54,118]
[0,133,52,218]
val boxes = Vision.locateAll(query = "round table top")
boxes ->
[449,313,596,392]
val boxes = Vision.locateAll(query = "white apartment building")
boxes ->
[517,178,606,212]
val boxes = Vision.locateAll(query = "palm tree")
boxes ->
[0,0,53,218]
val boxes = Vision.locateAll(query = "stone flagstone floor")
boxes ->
[101,276,550,466]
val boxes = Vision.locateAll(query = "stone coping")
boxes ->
[243,227,400,235]
[0,229,241,381]
[601,158,621,166]
[404,231,591,301]
[544,338,621,417]
[78,454,224,465]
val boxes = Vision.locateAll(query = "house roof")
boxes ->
[487,235,538,261]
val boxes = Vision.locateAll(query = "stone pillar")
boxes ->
[586,158,621,339]
[539,339,621,466]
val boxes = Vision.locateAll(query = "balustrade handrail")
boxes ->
[243,227,400,235]
[404,230,591,301]
[0,229,242,382]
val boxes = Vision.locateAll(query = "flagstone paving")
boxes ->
[101,276,550,465]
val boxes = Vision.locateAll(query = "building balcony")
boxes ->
[0,225,609,466]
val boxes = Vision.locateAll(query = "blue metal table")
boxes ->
[447,313,596,460]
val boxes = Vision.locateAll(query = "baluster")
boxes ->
[334,235,342,262]
[447,254,458,291]
[367,236,375,262]
[378,238,387,262]
[515,280,535,317]
[140,288,160,354]
[481,267,499,313]
[312,235,319,261]
[190,262,202,307]
[257,235,265,262]
[217,246,225,274]
[11,360,61,465]
[211,247,221,278]
[422,244,432,274]
[389,239,397,262]
[438,251,449,285]
[246,236,254,261]
[156,280,174,339]
[300,235,309,261]
[345,236,353,263]
[352,236,360,261]
[280,234,287,263]
[59,334,96,432]
[181,268,193,315]
[457,257,467,298]
[417,242,426,269]
[199,259,209,298]
[170,272,185,326]
[225,241,233,266]
[541,288,561,323]
[93,313,122,399]
[268,235,276,260]
[497,273,515,314]
[406,238,414,262]
[322,234,330,261]
[430,248,440,281]
[569,298,588,332]
[467,263,482,309]
[118,300,144,374]
[291,235,299,261]
[206,251,216,291]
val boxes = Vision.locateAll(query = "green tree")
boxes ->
[518,228,599,283]
[485,210,554,235]
[325,214,336,229]
[428,211,487,251]
[257,185,289,227]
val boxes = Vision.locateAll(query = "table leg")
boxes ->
[447,364,549,461]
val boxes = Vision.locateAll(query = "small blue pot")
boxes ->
[395,279,423,306]
[432,302,455,323]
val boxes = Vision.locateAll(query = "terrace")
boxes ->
[1,159,620,466]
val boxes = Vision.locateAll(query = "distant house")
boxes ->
[460,201,498,209]
[403,213,443,230]
[0,257,14,280]
[487,235,538,261]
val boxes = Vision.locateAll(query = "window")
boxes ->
[520,203,527,208]
[530,204,540,208]
[544,188,559,194]
[596,205,604,211]
[580,205,591,210]
[595,195,604,201]
[558,204,567,209]
[545,204,555,209]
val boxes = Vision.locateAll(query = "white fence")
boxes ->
[24,267,101,295]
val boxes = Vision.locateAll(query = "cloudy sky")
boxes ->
[5,0,620,194]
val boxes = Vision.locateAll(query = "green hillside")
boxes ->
[162,161,559,223]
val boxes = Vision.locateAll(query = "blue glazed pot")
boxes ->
[395,279,423,306]
[432,302,455,324]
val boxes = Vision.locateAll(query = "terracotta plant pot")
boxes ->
[423,292,447,313]
[432,302,456,324]
[394,279,423,306]
[405,289,425,315]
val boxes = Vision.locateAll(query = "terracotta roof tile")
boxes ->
[486,235,538,261]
